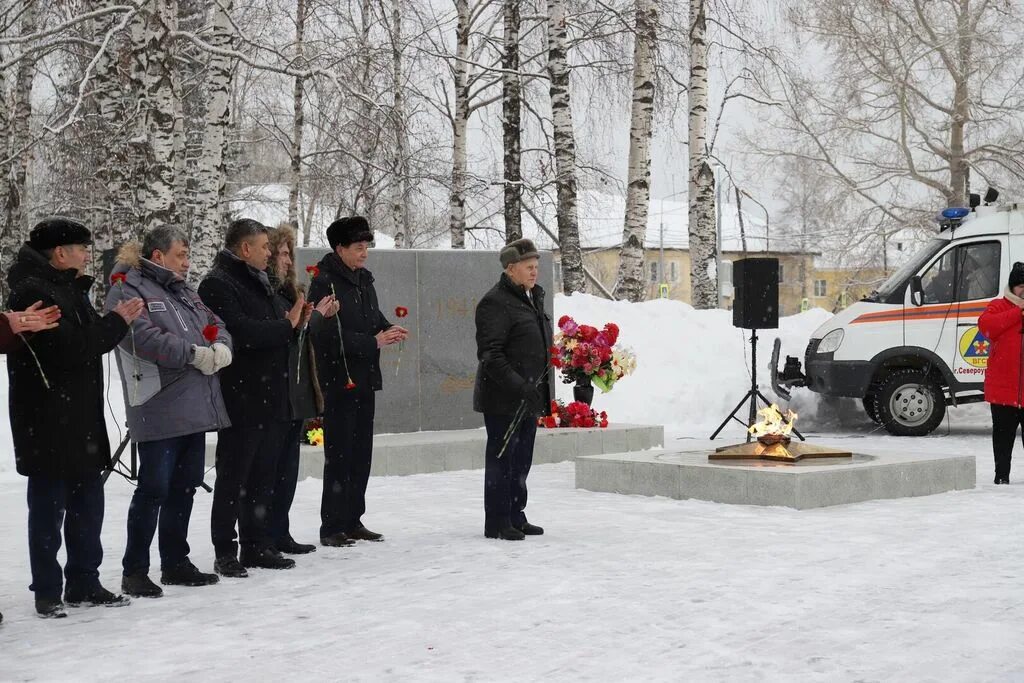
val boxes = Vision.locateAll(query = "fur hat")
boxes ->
[1009,262,1024,290]
[28,216,92,251]
[327,216,374,250]
[499,238,539,268]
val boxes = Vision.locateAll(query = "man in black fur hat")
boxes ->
[308,217,408,547]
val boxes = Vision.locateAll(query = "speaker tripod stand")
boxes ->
[709,328,805,443]
[102,430,138,485]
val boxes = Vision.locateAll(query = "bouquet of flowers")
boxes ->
[550,315,636,392]
[538,400,609,429]
[303,417,323,446]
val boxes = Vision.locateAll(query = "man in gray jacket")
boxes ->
[105,226,233,598]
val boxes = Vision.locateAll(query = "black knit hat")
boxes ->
[326,216,374,249]
[1009,262,1024,290]
[28,216,92,251]
[499,238,539,268]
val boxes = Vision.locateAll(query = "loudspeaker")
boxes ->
[732,257,778,329]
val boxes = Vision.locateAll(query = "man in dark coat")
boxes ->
[198,218,305,576]
[6,216,145,617]
[473,238,552,541]
[308,216,408,546]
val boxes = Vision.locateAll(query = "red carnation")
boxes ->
[306,265,320,278]
[110,273,127,286]
[202,324,219,343]
[543,415,557,429]
[603,323,619,345]
[395,306,409,318]
[558,315,571,327]
[345,380,357,391]
[579,325,599,341]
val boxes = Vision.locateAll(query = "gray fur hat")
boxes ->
[499,238,539,268]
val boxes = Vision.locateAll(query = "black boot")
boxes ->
[162,560,220,587]
[348,526,384,542]
[276,537,317,555]
[995,476,1010,485]
[240,547,296,570]
[35,597,67,619]
[214,555,248,578]
[515,522,544,536]
[485,525,526,541]
[122,573,163,598]
[64,585,130,608]
[321,532,356,547]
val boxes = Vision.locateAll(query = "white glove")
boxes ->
[190,344,217,375]
[212,342,232,371]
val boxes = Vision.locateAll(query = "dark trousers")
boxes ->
[991,404,1024,479]
[211,422,289,557]
[26,473,105,599]
[320,391,375,538]
[483,413,537,529]
[122,432,206,576]
[268,420,305,545]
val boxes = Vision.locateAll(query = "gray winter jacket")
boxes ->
[104,243,233,443]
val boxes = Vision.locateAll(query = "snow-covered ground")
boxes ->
[1,294,1018,682]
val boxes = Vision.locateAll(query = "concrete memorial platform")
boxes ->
[576,447,975,509]
[204,424,664,479]
[293,247,556,434]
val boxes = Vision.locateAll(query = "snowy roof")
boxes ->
[229,184,396,249]
[526,190,817,255]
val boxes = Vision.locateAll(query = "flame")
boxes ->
[748,404,798,438]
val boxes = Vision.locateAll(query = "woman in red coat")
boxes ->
[978,262,1024,484]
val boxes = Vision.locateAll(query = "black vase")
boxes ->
[573,377,595,406]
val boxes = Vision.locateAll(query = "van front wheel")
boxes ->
[872,368,945,436]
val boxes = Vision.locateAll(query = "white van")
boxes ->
[781,197,1022,436]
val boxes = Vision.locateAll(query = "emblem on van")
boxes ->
[958,326,990,368]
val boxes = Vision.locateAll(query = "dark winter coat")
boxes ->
[0,315,21,353]
[979,289,1024,407]
[308,253,392,396]
[271,272,324,421]
[473,274,553,417]
[6,245,129,478]
[104,242,233,442]
[198,250,293,429]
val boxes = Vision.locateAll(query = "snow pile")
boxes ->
[552,293,832,432]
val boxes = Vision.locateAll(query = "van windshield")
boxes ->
[864,237,947,304]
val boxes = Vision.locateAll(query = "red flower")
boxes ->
[578,325,599,341]
[202,324,219,343]
[603,323,619,345]
[395,306,409,318]
[110,273,127,286]
[558,315,572,327]
[345,380,357,390]
[542,415,557,428]
[550,356,563,369]
[306,265,320,278]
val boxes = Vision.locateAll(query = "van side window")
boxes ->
[921,250,957,304]
[956,241,1000,301]
[920,241,1001,304]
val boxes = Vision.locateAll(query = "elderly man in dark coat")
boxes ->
[6,217,144,618]
[473,238,552,541]
[308,217,408,547]
[199,218,307,576]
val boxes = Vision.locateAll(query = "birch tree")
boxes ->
[189,0,234,282]
[501,0,523,242]
[289,0,306,236]
[686,0,716,309]
[613,0,656,302]
[546,0,584,294]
